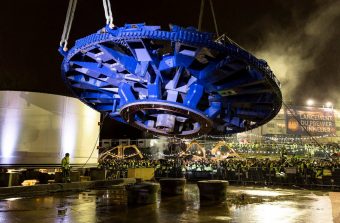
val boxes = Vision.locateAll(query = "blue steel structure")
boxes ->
[60,24,282,137]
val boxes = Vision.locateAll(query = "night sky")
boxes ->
[1,0,339,138]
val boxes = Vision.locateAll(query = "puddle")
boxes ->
[0,184,334,223]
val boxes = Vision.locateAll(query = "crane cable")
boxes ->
[102,0,115,28]
[198,0,205,31]
[60,0,78,51]
[198,0,219,36]
[60,0,114,52]
[209,0,219,37]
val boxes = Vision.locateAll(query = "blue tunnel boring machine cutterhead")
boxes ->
[60,24,282,138]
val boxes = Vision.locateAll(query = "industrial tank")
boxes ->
[0,91,100,166]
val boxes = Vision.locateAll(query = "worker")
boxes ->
[61,153,71,183]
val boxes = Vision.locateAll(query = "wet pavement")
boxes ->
[0,184,337,223]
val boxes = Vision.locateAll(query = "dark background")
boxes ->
[1,0,339,139]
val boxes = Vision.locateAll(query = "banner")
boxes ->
[285,106,336,136]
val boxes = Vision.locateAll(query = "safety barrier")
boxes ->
[154,167,340,190]
[103,166,340,190]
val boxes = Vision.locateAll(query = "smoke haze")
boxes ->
[253,0,340,106]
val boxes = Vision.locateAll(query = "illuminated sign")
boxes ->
[285,106,336,136]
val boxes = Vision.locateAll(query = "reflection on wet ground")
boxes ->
[0,184,335,223]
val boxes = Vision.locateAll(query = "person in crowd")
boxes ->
[97,144,340,188]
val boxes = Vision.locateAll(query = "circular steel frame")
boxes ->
[120,101,213,137]
[60,23,282,137]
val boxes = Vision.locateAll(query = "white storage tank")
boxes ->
[0,91,100,166]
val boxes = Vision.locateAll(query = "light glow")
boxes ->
[241,189,293,197]
[325,101,333,108]
[61,114,77,158]
[4,197,23,201]
[306,99,314,106]
[249,202,300,223]
[1,95,22,163]
[150,139,158,147]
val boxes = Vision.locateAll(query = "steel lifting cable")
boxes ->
[102,0,114,28]
[209,0,219,37]
[102,0,109,24]
[197,0,219,36]
[107,0,114,27]
[60,0,78,51]
[60,0,114,51]
[198,0,205,31]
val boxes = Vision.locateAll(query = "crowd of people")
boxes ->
[99,154,340,188]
